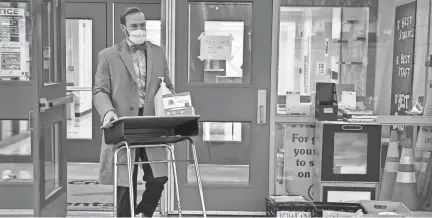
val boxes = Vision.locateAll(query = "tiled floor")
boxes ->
[1,162,247,210]
[0,162,146,210]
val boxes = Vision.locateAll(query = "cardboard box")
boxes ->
[359,200,413,218]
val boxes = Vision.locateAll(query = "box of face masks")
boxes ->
[162,92,195,116]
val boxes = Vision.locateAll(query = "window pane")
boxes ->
[276,1,430,118]
[42,0,58,84]
[147,20,161,46]
[275,123,316,198]
[0,119,32,209]
[188,2,252,84]
[0,2,31,81]
[44,122,60,199]
[187,122,250,184]
[66,19,92,139]
[276,7,370,115]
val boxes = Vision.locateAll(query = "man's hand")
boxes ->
[101,110,118,129]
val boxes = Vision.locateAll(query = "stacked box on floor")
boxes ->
[265,196,366,217]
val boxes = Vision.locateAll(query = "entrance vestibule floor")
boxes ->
[0,128,250,211]
[65,210,432,217]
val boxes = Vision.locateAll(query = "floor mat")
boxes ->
[68,179,154,211]
[67,163,149,211]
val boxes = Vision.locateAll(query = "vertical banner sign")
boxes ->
[0,8,27,77]
[390,2,416,141]
[284,124,317,200]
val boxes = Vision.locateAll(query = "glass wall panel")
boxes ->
[274,3,432,205]
[0,118,32,209]
[66,19,92,139]
[275,123,316,198]
[0,119,31,182]
[275,123,432,206]
[276,6,371,115]
[276,0,430,119]
[274,1,432,206]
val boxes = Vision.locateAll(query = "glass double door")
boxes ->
[0,0,68,216]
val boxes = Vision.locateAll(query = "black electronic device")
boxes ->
[315,82,338,121]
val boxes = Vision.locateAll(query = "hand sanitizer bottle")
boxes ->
[154,77,172,116]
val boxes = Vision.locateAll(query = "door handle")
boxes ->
[28,111,33,131]
[40,95,73,112]
[342,125,363,131]
[257,90,266,124]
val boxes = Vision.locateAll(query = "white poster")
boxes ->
[0,8,25,43]
[0,8,27,77]
[0,43,26,77]
[284,124,318,200]
[198,33,233,61]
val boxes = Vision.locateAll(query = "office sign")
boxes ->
[390,1,416,116]
[390,2,416,142]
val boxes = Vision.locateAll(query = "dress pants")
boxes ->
[116,108,168,217]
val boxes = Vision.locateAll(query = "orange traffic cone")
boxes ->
[379,130,399,200]
[415,149,422,181]
[392,138,419,210]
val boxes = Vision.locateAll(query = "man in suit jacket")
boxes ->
[93,7,175,217]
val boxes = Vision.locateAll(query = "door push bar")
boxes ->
[39,95,73,112]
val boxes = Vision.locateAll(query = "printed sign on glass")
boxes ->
[0,8,27,77]
[390,2,416,141]
[283,124,317,200]
[198,33,233,61]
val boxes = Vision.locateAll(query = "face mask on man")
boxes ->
[124,28,147,45]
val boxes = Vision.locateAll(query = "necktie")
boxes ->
[131,43,147,53]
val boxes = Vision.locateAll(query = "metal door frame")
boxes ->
[33,0,69,216]
[0,0,68,216]
[160,0,275,215]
